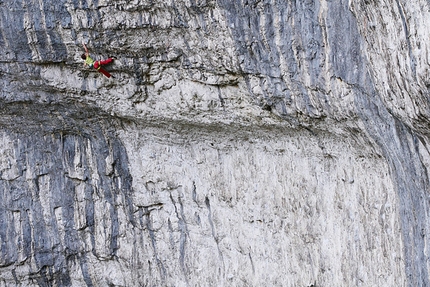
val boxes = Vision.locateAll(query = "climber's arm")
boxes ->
[82,42,89,67]
[82,42,89,56]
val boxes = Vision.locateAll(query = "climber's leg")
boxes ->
[97,58,113,66]
[93,60,113,78]
[97,67,112,78]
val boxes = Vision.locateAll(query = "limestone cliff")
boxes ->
[0,0,429,286]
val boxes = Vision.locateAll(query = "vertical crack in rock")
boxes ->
[204,196,225,278]
[170,191,190,281]
[191,181,198,205]
[248,252,255,275]
[144,206,167,282]
[78,254,95,287]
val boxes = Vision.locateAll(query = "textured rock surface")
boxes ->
[1,0,430,286]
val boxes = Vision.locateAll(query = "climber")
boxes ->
[81,42,115,78]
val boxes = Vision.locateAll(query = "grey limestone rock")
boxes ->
[0,0,429,286]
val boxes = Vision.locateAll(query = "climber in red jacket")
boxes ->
[81,42,115,78]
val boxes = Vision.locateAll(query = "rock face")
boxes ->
[1,0,430,286]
